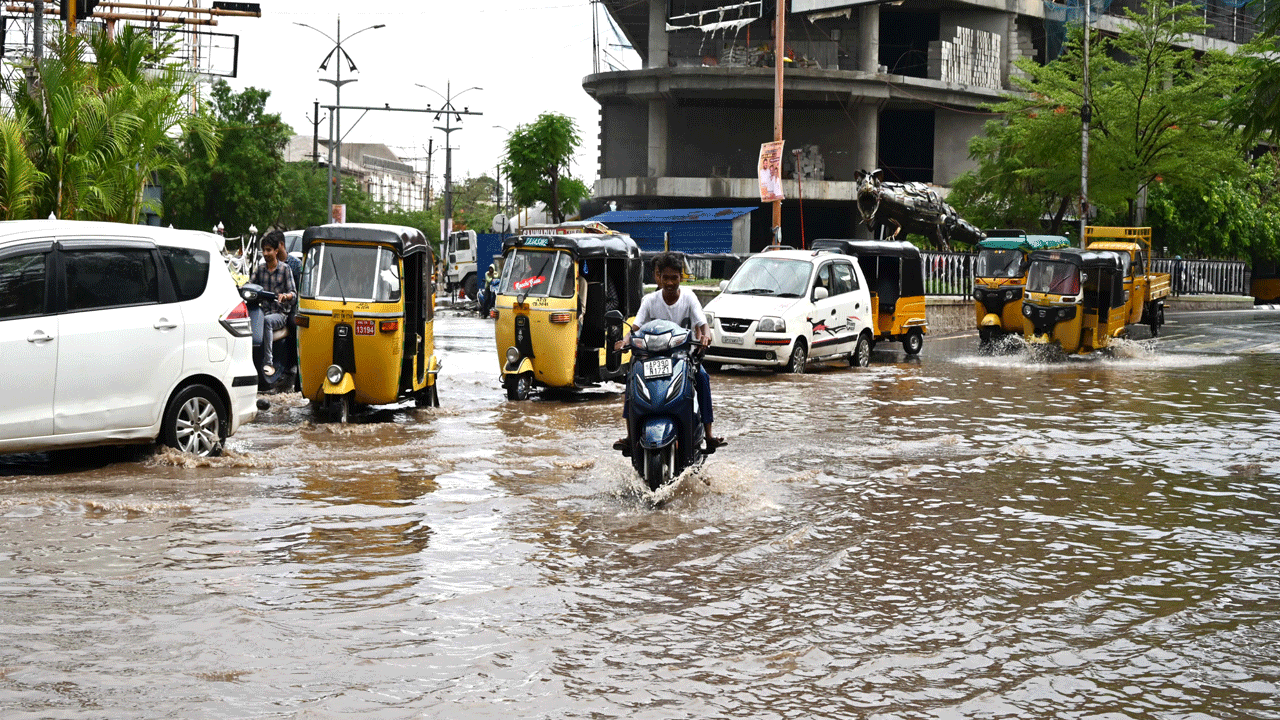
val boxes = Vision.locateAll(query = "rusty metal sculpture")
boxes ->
[854,169,985,251]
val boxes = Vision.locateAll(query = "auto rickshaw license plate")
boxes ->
[355,319,375,335]
[643,358,672,378]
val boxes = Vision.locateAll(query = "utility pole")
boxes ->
[1079,0,1091,248]
[772,0,788,245]
[308,99,325,168]
[425,139,434,211]
[419,82,482,241]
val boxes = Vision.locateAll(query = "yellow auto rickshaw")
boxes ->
[1022,248,1127,355]
[972,230,1072,346]
[296,223,440,421]
[811,238,928,355]
[494,232,643,400]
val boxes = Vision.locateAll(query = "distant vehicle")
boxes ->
[1084,226,1171,336]
[442,229,503,300]
[702,247,875,372]
[972,230,1073,346]
[0,220,258,457]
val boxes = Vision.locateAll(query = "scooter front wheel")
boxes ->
[642,444,675,491]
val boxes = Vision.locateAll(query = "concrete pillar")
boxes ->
[859,4,879,73]
[648,100,668,178]
[648,0,668,69]
[855,103,877,172]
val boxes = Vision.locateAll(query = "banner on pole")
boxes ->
[330,204,346,224]
[758,140,785,202]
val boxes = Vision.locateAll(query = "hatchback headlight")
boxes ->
[758,316,786,333]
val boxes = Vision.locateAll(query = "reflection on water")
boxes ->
[1,311,1278,719]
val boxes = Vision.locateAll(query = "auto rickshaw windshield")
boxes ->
[724,257,810,297]
[975,248,1024,279]
[301,243,401,302]
[500,249,574,298]
[1027,260,1080,295]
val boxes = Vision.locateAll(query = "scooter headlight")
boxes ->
[645,331,685,352]
[506,346,520,365]
[239,287,259,301]
[326,364,345,384]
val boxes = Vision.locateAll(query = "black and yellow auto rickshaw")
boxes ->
[296,223,440,421]
[1022,248,1127,355]
[972,230,1072,345]
[494,232,643,400]
[811,238,927,355]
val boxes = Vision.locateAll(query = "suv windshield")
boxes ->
[976,248,1024,279]
[500,249,574,298]
[724,257,810,297]
[301,243,401,302]
[1027,260,1080,295]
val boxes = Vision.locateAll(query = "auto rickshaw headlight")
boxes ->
[1022,304,1033,317]
[972,288,982,300]
[506,346,520,365]
[326,365,345,384]
[1003,290,1013,301]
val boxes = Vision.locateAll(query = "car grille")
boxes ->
[718,317,753,334]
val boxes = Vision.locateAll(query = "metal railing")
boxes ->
[1152,258,1251,296]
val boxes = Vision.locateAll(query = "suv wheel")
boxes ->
[785,341,808,374]
[850,334,872,367]
[162,384,227,457]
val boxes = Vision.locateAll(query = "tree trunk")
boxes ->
[1049,195,1071,235]
[549,167,562,223]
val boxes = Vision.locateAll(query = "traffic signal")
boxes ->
[59,0,99,21]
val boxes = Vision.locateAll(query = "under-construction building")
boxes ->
[587,0,1261,249]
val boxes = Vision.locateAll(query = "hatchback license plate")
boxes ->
[643,358,672,378]
[722,335,743,345]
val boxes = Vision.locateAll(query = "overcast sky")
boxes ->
[220,1,638,190]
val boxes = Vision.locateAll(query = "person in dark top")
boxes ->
[249,230,296,382]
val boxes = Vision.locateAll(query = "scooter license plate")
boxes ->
[643,358,672,378]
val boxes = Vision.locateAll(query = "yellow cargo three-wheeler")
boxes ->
[495,232,643,400]
[1022,248,1128,355]
[1084,226,1171,336]
[296,223,440,422]
[811,238,928,355]
[972,230,1072,346]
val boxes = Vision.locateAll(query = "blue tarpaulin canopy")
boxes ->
[585,207,755,254]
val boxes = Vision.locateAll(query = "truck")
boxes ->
[441,229,504,300]
[1084,226,1172,336]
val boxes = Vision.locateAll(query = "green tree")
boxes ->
[501,113,591,224]
[0,115,45,221]
[163,80,291,236]
[950,0,1248,232]
[1147,155,1280,261]
[2,26,210,222]
[1230,2,1280,142]
[277,161,331,230]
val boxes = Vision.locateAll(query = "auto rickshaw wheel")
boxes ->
[505,373,532,401]
[321,393,351,423]
[903,328,924,356]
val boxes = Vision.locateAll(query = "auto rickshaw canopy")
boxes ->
[503,231,640,260]
[977,230,1072,253]
[301,223,430,257]
[1029,247,1124,271]
[810,238,922,260]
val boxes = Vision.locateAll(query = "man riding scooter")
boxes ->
[614,251,725,454]
[249,230,296,389]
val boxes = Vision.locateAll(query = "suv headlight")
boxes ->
[704,311,715,327]
[758,316,786,333]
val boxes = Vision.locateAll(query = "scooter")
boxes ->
[609,312,708,491]
[238,283,291,390]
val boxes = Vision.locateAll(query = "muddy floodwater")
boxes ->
[2,307,1278,719]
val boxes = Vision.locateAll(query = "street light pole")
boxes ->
[296,16,384,218]
[419,82,482,240]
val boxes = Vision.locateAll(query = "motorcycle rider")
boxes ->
[614,251,724,452]
[249,229,296,385]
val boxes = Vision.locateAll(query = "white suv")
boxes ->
[703,248,875,372]
[0,220,258,457]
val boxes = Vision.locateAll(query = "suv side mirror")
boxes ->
[813,286,829,300]
[719,280,728,291]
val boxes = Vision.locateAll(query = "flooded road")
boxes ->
[3,307,1278,719]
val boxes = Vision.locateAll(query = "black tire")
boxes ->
[161,384,227,457]
[903,328,924,356]
[326,393,351,423]
[850,334,872,367]
[785,341,808,374]
[977,327,995,350]
[643,445,672,491]
[463,273,478,300]
[505,373,532,401]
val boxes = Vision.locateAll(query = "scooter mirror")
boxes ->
[605,310,625,324]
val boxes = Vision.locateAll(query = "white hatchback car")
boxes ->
[0,220,258,457]
[703,248,875,372]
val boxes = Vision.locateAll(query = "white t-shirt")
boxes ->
[635,287,707,331]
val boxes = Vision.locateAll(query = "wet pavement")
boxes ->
[2,305,1278,719]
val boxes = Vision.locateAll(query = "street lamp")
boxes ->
[296,17,384,214]
[418,82,482,239]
